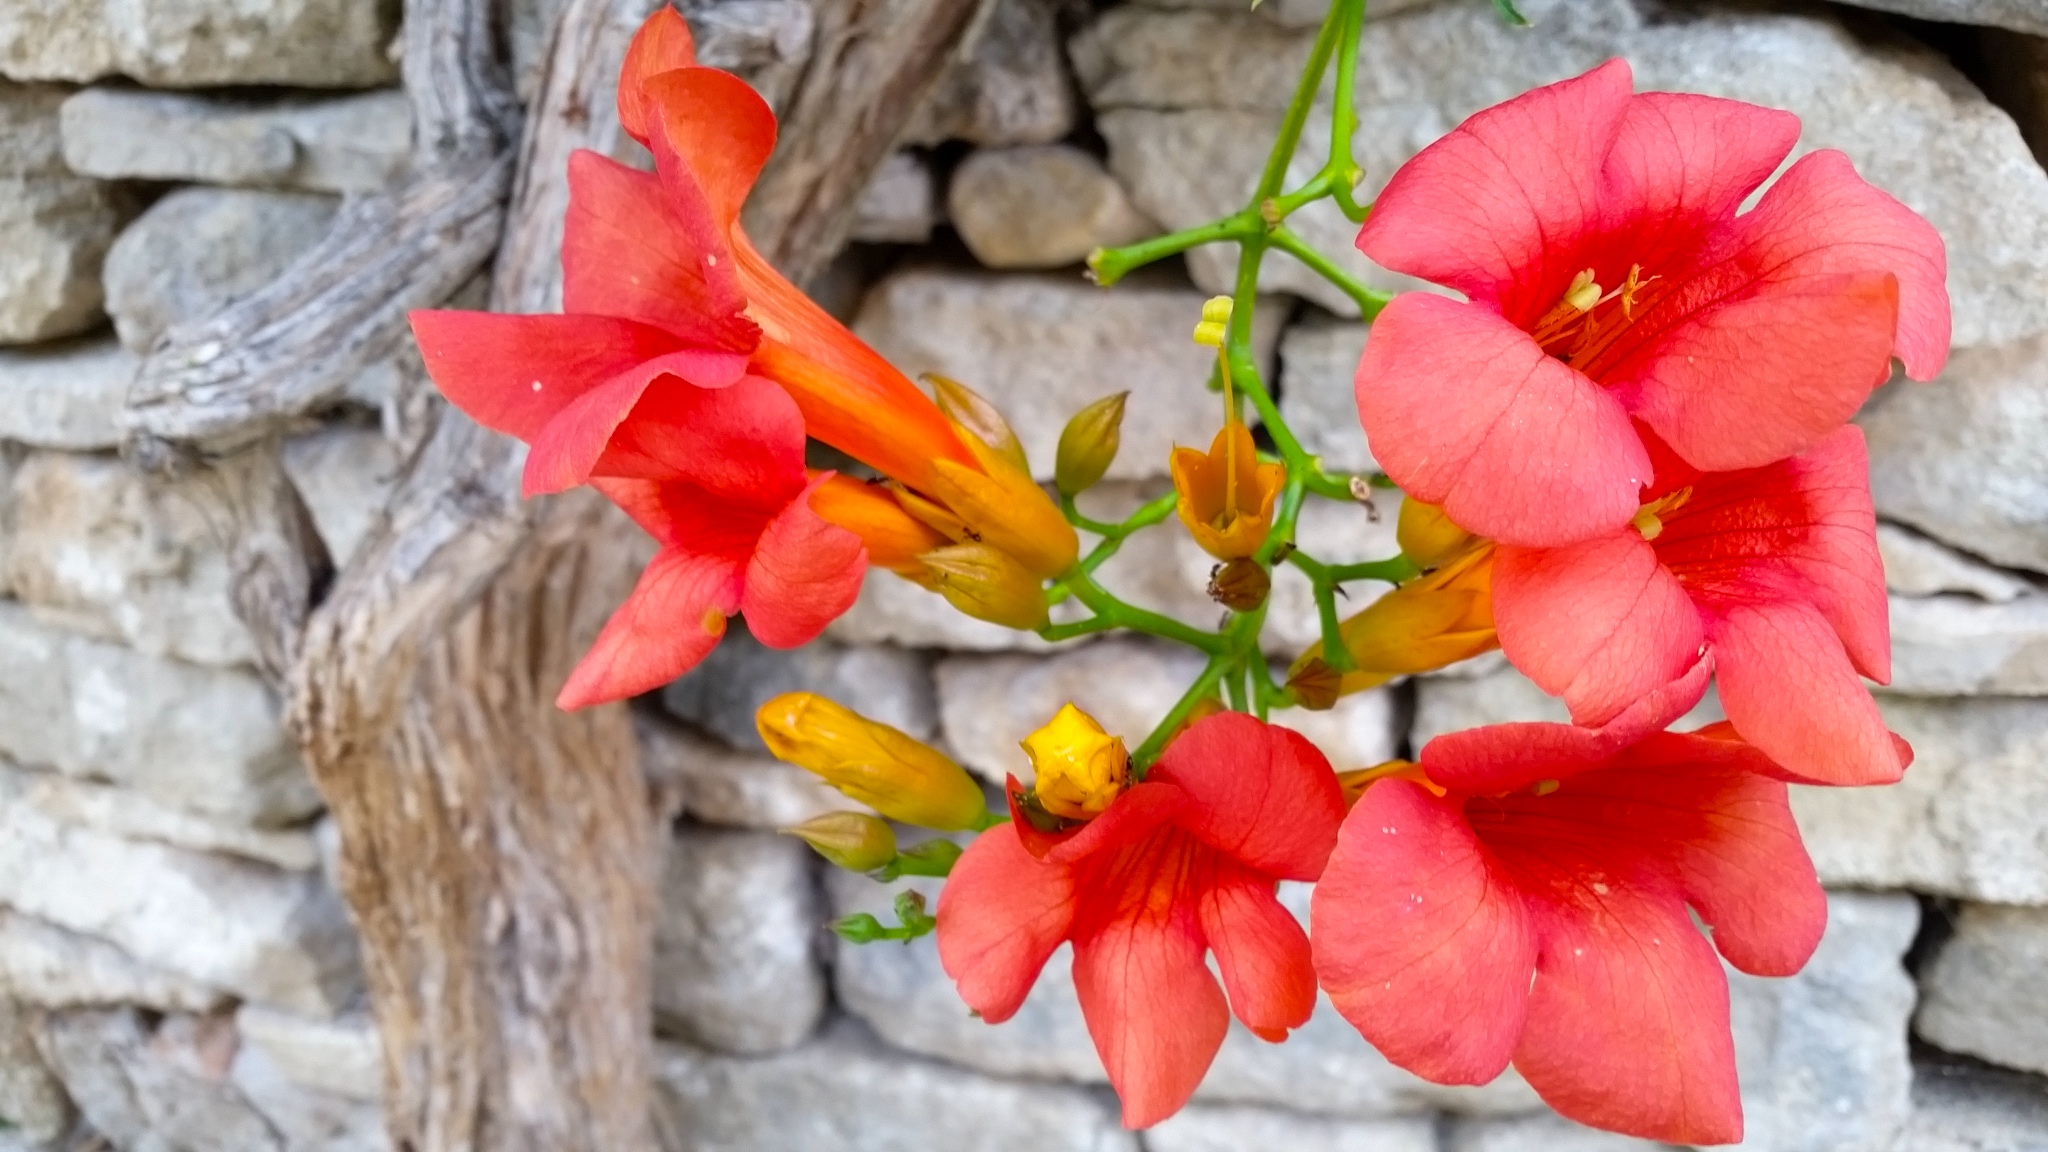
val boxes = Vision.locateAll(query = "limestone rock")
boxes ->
[1864,342,2048,574]
[235,1007,380,1102]
[948,145,1154,269]
[0,783,358,1014]
[281,424,398,568]
[1878,523,2036,602]
[0,909,226,1013]
[1828,0,2048,34]
[823,567,1067,651]
[17,769,319,871]
[102,187,338,353]
[653,827,826,1054]
[1144,1105,1436,1152]
[1899,1060,2048,1151]
[6,450,256,666]
[662,626,935,753]
[0,175,125,345]
[0,337,133,450]
[0,82,70,177]
[1081,0,2048,346]
[0,0,398,88]
[902,0,1072,147]
[0,998,73,1146]
[230,1042,388,1152]
[1888,593,2048,695]
[1917,904,2048,1078]
[1128,0,1445,30]
[1278,314,1373,474]
[1791,694,2048,904]
[638,712,858,830]
[849,151,937,245]
[1444,1113,1664,1152]
[60,87,410,193]
[1723,891,1918,1152]
[38,1008,283,1152]
[852,267,1284,482]
[828,872,1543,1116]
[0,602,314,825]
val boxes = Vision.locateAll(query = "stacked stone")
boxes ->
[644,0,2048,1148]
[0,0,407,1146]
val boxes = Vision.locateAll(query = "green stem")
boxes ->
[1132,656,1230,771]
[1254,3,1346,204]
[1270,225,1392,319]
[1329,0,1370,223]
[1065,569,1228,655]
[1311,578,1356,672]
[1090,212,1259,287]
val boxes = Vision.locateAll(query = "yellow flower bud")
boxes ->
[756,693,989,830]
[784,812,898,872]
[920,543,1051,631]
[928,433,1079,579]
[1287,540,1499,707]
[928,375,1030,476]
[1055,392,1128,496]
[1396,498,1474,571]
[1021,703,1129,821]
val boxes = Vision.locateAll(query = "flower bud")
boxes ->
[928,374,1030,476]
[1207,557,1270,612]
[1055,392,1128,496]
[1396,498,1473,571]
[784,812,898,872]
[1171,423,1285,561]
[811,474,950,587]
[929,434,1079,579]
[1287,541,1499,706]
[1020,703,1130,821]
[756,693,990,830]
[921,543,1051,631]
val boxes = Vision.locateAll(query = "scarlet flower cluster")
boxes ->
[410,8,1948,1145]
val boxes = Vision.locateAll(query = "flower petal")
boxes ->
[1355,294,1649,547]
[1775,426,1890,683]
[1708,600,1903,786]
[643,67,778,234]
[935,825,1077,1024]
[740,475,868,649]
[1494,529,1705,726]
[1149,713,1345,881]
[1357,58,1634,326]
[409,310,693,443]
[582,373,808,505]
[1597,92,1799,278]
[561,150,757,349]
[1312,780,1536,1086]
[1071,831,1230,1129]
[517,351,758,496]
[616,6,698,147]
[1196,860,1316,1041]
[555,547,742,709]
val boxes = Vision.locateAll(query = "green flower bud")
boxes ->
[1055,392,1128,496]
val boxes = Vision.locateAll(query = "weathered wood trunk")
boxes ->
[122,0,983,1143]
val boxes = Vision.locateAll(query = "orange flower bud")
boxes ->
[810,473,949,586]
[1287,540,1498,707]
[784,811,898,872]
[1020,703,1129,821]
[1056,392,1128,496]
[1171,423,1286,561]
[756,693,989,830]
[929,374,1030,476]
[928,433,1079,579]
[1396,498,1474,571]
[920,542,1051,631]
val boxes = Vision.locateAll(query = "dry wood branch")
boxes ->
[741,0,986,283]
[178,444,335,686]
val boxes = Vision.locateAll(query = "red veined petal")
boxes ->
[616,6,698,147]
[1355,293,1649,547]
[1148,712,1345,881]
[1494,529,1705,727]
[739,475,867,649]
[555,547,742,709]
[1596,91,1799,279]
[935,824,1078,1025]
[1196,859,1315,1042]
[1312,780,1536,1086]
[1707,600,1903,786]
[643,67,778,234]
[409,310,692,443]
[581,373,807,507]
[1357,59,1634,326]
[1771,427,1890,683]
[517,350,757,496]
[1070,830,1230,1130]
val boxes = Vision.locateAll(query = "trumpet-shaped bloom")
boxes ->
[936,713,1346,1128]
[1354,58,1949,547]
[1311,707,1898,1144]
[1492,423,1898,786]
[551,375,864,708]
[1172,424,1286,561]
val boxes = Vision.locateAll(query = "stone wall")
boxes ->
[4,0,2048,1149]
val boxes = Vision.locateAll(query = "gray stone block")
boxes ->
[639,711,860,831]
[0,337,133,451]
[60,87,409,193]
[0,0,398,87]
[1917,904,2048,1078]
[949,145,1153,270]
[662,627,936,754]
